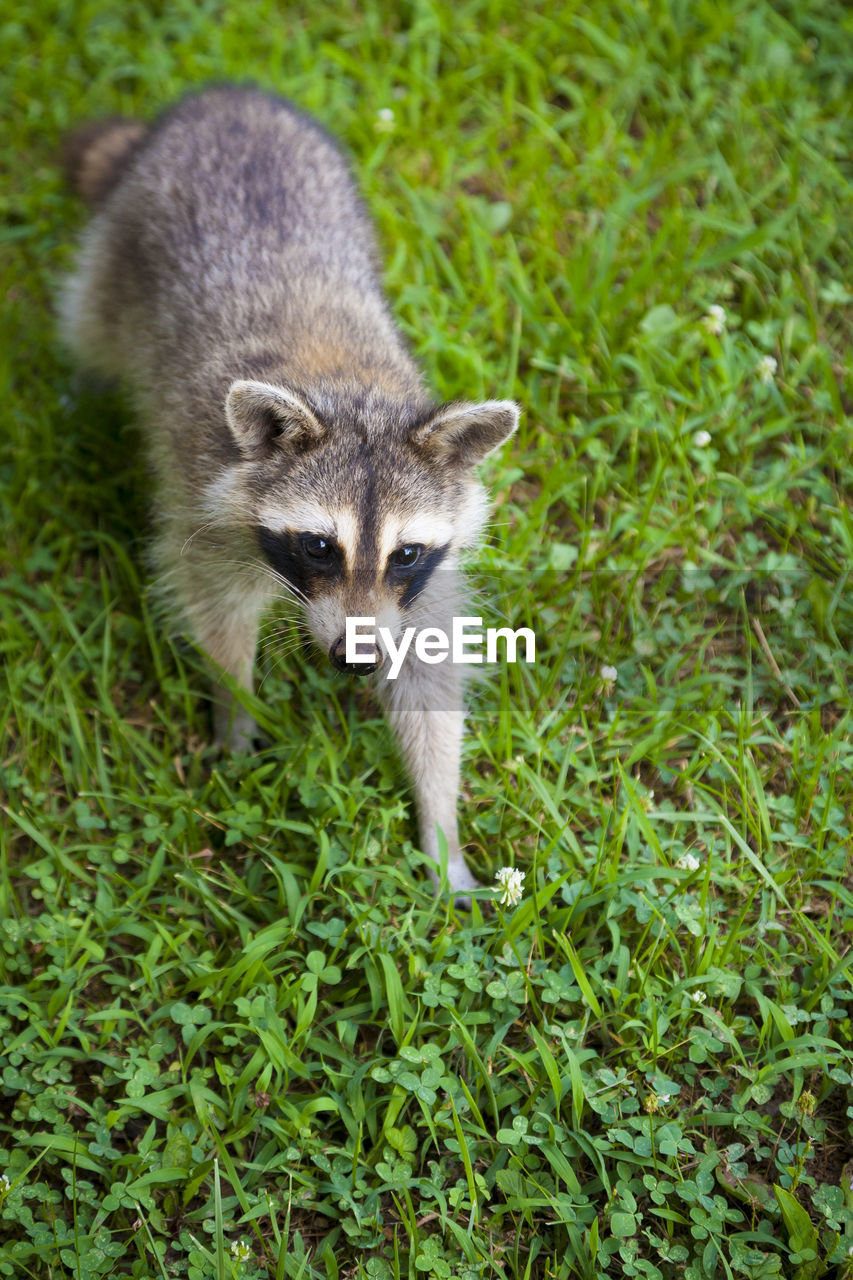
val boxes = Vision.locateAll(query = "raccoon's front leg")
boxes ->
[183,583,265,753]
[379,666,479,896]
[208,644,258,753]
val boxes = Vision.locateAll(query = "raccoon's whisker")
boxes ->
[258,627,307,651]
[464,587,513,627]
[257,647,303,676]
[180,517,236,554]
[180,501,273,553]
[199,556,310,608]
[241,555,311,606]
[257,629,305,661]
[197,495,263,522]
[259,639,308,668]
[182,504,268,544]
[478,521,514,549]
[257,616,301,636]
[257,611,305,633]
[257,640,312,693]
[257,613,306,642]
[257,645,306,677]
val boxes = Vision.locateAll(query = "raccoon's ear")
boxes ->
[410,400,519,467]
[225,380,326,457]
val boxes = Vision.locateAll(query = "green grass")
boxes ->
[2,1,853,1277]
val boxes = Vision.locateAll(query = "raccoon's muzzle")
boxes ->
[329,635,378,675]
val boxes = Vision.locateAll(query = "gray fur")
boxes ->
[60,86,518,895]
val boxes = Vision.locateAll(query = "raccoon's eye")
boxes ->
[391,544,422,569]
[301,534,335,562]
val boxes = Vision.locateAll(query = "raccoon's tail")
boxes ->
[61,116,149,205]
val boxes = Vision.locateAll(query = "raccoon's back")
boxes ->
[125,88,380,287]
[63,87,391,378]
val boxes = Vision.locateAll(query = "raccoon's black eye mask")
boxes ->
[256,526,343,598]
[256,527,449,605]
[390,543,450,607]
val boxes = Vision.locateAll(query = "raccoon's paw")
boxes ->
[447,858,480,892]
[441,857,481,910]
[224,722,259,754]
[213,705,260,755]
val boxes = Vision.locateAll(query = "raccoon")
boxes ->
[60,86,519,896]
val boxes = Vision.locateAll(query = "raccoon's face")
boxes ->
[253,505,464,674]
[222,380,519,675]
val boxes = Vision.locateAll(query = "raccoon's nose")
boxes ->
[329,635,378,675]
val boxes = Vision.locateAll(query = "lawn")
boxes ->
[1,1,853,1277]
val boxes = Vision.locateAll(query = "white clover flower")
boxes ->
[231,1239,251,1262]
[374,107,395,133]
[703,304,726,335]
[676,853,701,872]
[495,866,525,907]
[690,989,707,1004]
[693,430,712,448]
[600,664,618,682]
[757,354,778,383]
[0,1174,9,1192]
